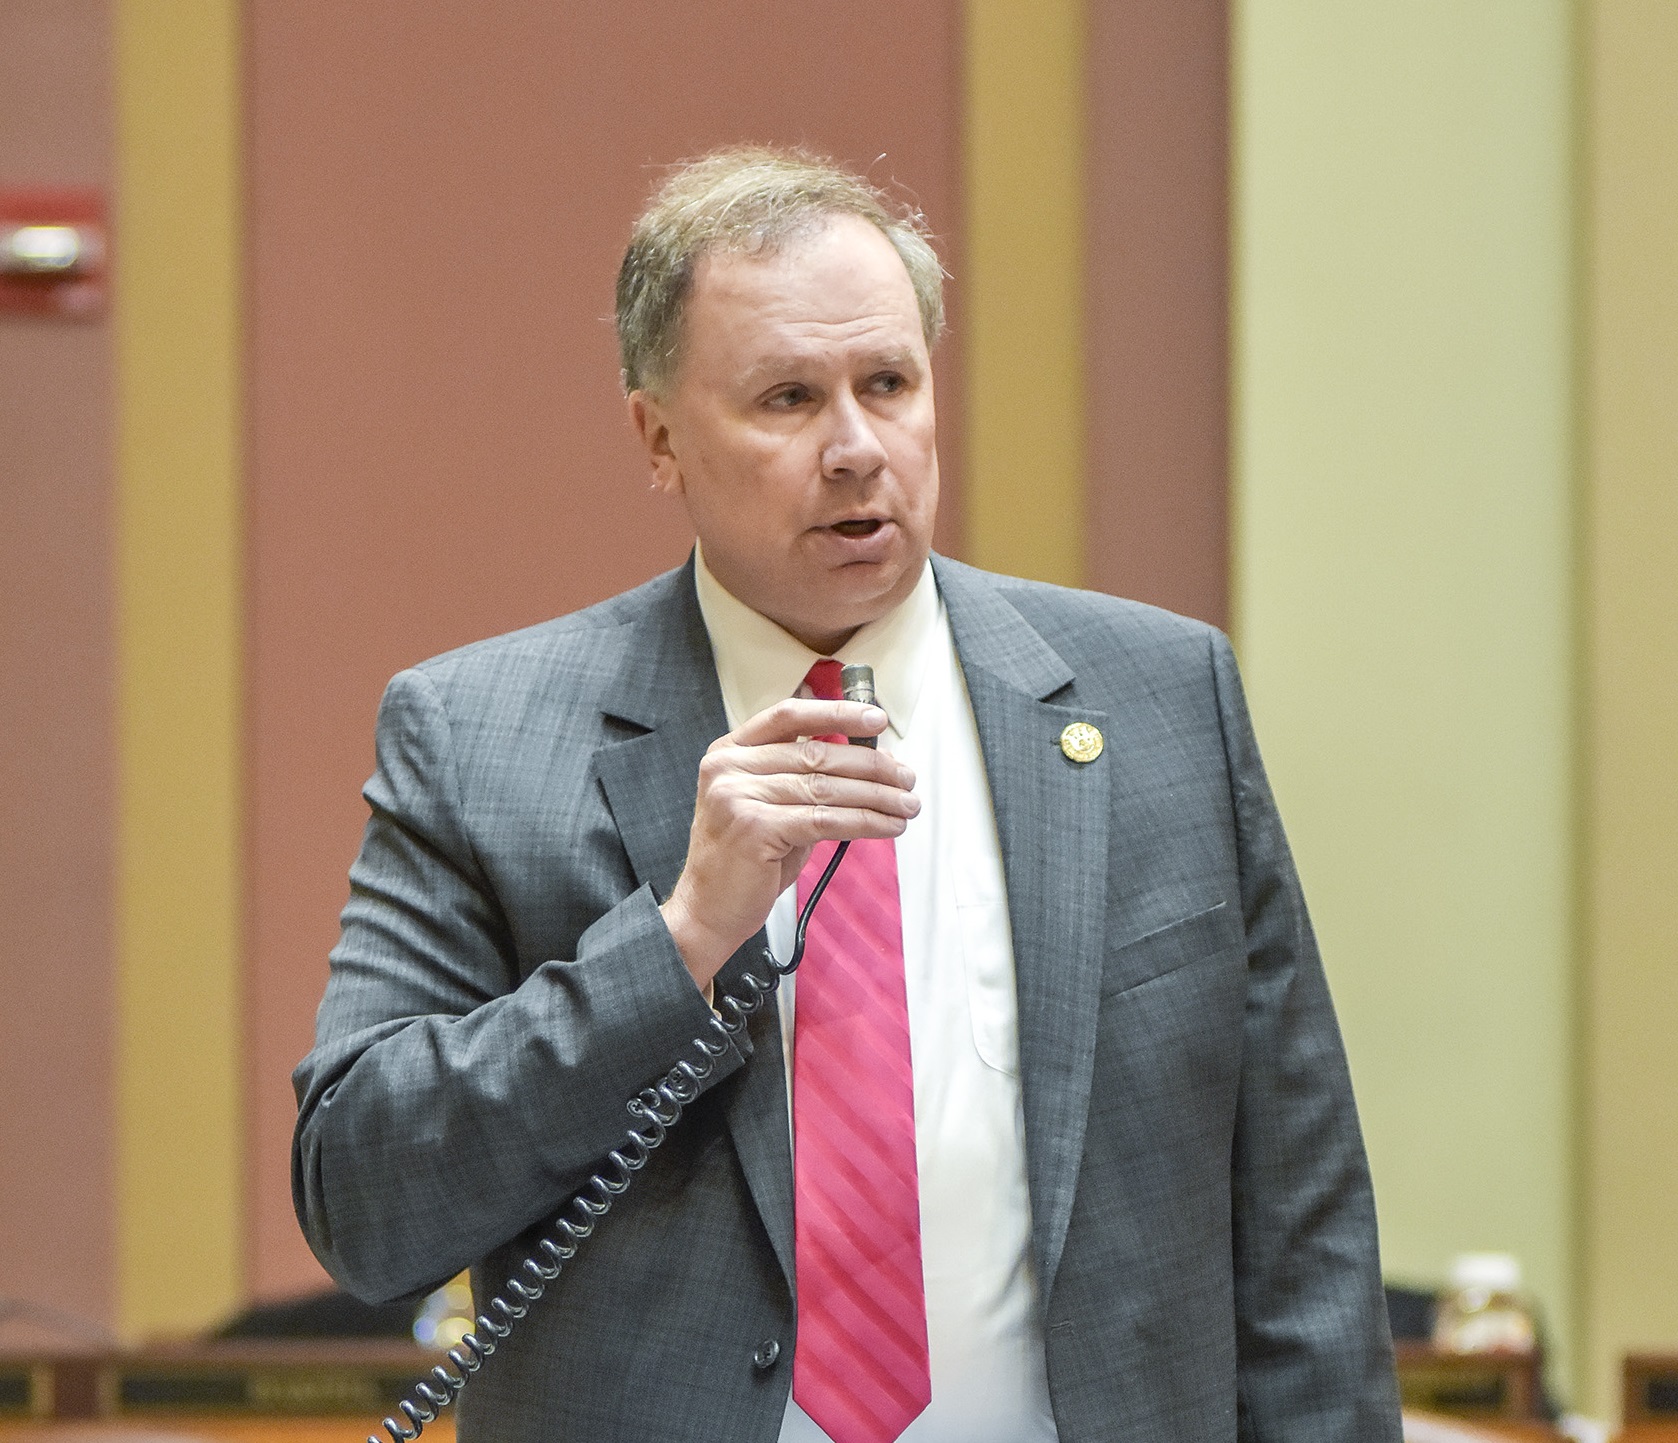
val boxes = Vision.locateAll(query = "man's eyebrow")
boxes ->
[865,348,921,371]
[738,348,923,388]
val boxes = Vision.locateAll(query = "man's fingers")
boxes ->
[726,697,890,747]
[767,801,915,844]
[664,698,919,984]
[706,737,915,789]
[757,771,921,817]
[699,769,919,831]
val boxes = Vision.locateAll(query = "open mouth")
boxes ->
[830,518,885,538]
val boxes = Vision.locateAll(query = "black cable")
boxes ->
[370,840,851,1443]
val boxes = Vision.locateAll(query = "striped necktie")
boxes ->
[791,658,931,1443]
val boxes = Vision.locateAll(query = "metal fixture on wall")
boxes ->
[0,187,107,318]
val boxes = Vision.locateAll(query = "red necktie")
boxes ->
[792,659,931,1443]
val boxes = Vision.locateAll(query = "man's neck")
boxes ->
[692,542,939,743]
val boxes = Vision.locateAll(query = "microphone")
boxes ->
[840,664,878,749]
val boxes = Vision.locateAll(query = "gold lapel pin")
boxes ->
[1059,721,1104,764]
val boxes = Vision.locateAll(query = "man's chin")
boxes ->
[769,585,894,654]
[806,564,927,644]
[708,542,927,650]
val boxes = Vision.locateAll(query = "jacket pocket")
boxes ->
[956,895,1020,1076]
[1100,900,1236,999]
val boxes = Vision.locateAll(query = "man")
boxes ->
[293,147,1401,1442]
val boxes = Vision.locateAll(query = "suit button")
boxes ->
[752,1338,781,1370]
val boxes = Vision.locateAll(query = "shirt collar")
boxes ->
[693,542,940,742]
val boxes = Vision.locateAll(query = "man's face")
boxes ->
[629,214,939,655]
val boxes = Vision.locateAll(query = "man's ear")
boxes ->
[627,390,684,497]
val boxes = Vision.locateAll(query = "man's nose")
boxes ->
[820,391,889,480]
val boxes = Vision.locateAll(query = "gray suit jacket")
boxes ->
[293,554,1401,1442]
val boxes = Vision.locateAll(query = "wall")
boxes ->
[1233,0,1579,1392]
[245,0,1239,1302]
[0,0,118,1340]
[1580,0,1678,1414]
[113,0,244,1338]
[19,12,1671,1417]
[963,0,1083,586]
[1084,0,1229,627]
[4,0,1234,1333]
[964,0,1230,622]
[243,0,967,1299]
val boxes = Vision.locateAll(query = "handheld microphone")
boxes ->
[840,664,878,749]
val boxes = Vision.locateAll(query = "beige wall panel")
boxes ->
[1581,0,1678,1417]
[1234,1,1578,1394]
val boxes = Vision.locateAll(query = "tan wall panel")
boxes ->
[114,0,244,1338]
[0,0,117,1337]
[964,0,1084,586]
[245,0,966,1298]
[1581,0,1678,1416]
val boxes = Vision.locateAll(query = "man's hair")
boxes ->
[615,145,946,396]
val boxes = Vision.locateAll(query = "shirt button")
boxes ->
[752,1338,781,1370]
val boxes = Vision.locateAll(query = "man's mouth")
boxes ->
[830,519,885,537]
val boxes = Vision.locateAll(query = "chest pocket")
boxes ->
[1099,900,1237,998]
[956,885,1020,1076]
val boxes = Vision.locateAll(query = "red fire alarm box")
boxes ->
[0,186,108,318]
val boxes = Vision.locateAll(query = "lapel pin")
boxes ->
[1059,722,1104,764]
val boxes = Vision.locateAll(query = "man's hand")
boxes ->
[659,698,919,988]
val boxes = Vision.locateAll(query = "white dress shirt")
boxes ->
[693,548,1058,1443]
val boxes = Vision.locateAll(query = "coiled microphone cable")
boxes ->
[370,668,878,1442]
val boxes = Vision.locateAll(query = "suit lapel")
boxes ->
[589,560,795,1288]
[934,557,1109,1303]
[590,555,1115,1302]
[590,563,726,901]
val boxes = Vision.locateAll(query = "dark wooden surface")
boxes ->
[0,1343,452,1440]
[1394,1340,1546,1421]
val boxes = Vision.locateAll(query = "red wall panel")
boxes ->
[0,0,116,1336]
[1084,1,1230,627]
[246,0,965,1297]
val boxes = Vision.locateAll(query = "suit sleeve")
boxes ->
[291,666,747,1303]
[1210,633,1404,1442]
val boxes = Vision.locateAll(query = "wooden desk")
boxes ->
[0,1341,1582,1442]
[0,1343,453,1442]
[1403,1416,1560,1442]
[1395,1341,1547,1421]
[0,1403,1560,1441]
[1626,1354,1678,1433]
[0,1424,452,1441]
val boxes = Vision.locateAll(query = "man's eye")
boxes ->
[871,372,907,394]
[766,386,810,408]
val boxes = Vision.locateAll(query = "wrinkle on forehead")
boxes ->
[695,216,917,308]
[677,215,927,393]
